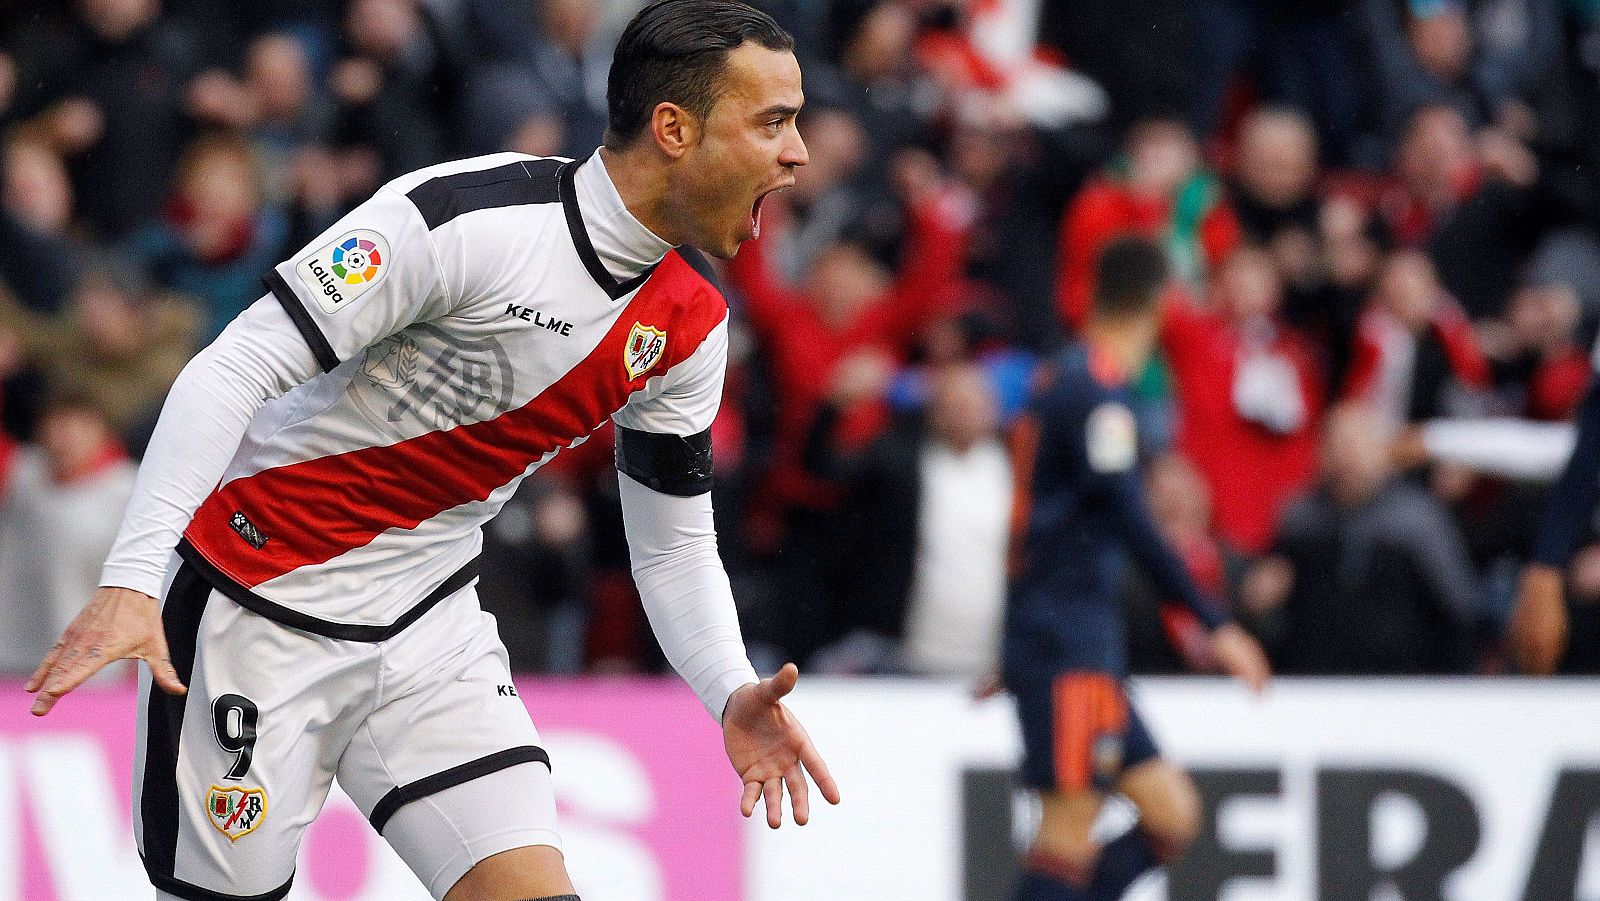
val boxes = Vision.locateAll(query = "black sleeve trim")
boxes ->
[263,270,340,373]
[615,426,714,496]
[369,746,552,834]
[405,158,562,230]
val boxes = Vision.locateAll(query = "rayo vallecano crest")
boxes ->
[206,785,267,841]
[624,322,667,380]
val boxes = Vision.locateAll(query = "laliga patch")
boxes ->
[205,785,267,841]
[1085,402,1137,474]
[624,321,667,380]
[296,229,391,314]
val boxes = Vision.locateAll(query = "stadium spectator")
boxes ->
[1228,107,1322,250]
[951,114,1094,352]
[822,1,933,175]
[1227,108,1338,339]
[0,389,136,679]
[724,158,973,540]
[462,0,611,158]
[1124,452,1250,675]
[1380,103,1539,317]
[477,473,593,674]
[1161,245,1324,553]
[123,132,288,341]
[1343,248,1491,427]
[1188,0,1364,165]
[1484,279,1589,420]
[187,32,336,202]
[327,0,469,182]
[1246,403,1481,673]
[762,102,872,283]
[1308,194,1393,394]
[0,130,82,315]
[0,257,199,446]
[1055,118,1241,330]
[1360,0,1562,139]
[1,0,202,238]
[802,358,1012,678]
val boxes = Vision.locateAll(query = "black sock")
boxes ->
[1013,869,1092,901]
[1088,829,1160,898]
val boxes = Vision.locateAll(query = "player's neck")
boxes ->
[597,145,686,248]
[1083,319,1153,382]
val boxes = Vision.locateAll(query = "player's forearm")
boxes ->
[1420,417,1576,481]
[1114,478,1230,630]
[99,298,319,596]
[618,473,759,721]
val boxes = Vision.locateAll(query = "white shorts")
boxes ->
[135,559,561,900]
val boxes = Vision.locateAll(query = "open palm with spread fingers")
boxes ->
[723,662,840,828]
[26,586,187,716]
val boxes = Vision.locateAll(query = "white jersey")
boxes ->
[172,152,730,636]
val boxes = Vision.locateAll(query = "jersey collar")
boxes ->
[560,152,672,300]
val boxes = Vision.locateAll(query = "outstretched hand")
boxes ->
[25,586,186,716]
[1210,623,1271,695]
[722,663,840,828]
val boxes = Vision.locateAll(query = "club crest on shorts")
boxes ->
[1092,733,1124,780]
[624,322,667,380]
[206,785,267,841]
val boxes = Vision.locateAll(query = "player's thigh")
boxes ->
[445,844,574,901]
[1116,756,1202,860]
[1032,787,1107,877]
[1012,667,1129,873]
[338,590,561,899]
[136,565,373,898]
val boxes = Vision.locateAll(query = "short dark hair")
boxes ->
[1093,235,1170,318]
[605,0,794,149]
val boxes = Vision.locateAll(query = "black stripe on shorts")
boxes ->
[369,746,552,835]
[176,538,479,643]
[139,562,214,889]
[143,863,293,901]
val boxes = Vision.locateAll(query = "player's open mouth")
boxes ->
[750,192,768,238]
[750,181,793,239]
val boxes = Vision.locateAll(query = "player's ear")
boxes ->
[649,102,700,159]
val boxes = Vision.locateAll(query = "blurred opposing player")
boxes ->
[1005,236,1270,900]
[25,3,838,900]
[1511,364,1600,673]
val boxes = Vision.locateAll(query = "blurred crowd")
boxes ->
[1,0,1599,680]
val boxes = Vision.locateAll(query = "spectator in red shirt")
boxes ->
[726,158,975,522]
[1343,248,1491,426]
[1485,280,1589,422]
[726,157,973,665]
[1161,245,1324,554]
[1378,104,1539,318]
[1056,118,1241,330]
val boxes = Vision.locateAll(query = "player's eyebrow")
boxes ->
[755,103,802,121]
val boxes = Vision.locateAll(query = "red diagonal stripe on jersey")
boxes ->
[184,252,725,588]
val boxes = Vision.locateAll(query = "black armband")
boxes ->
[615,426,714,496]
